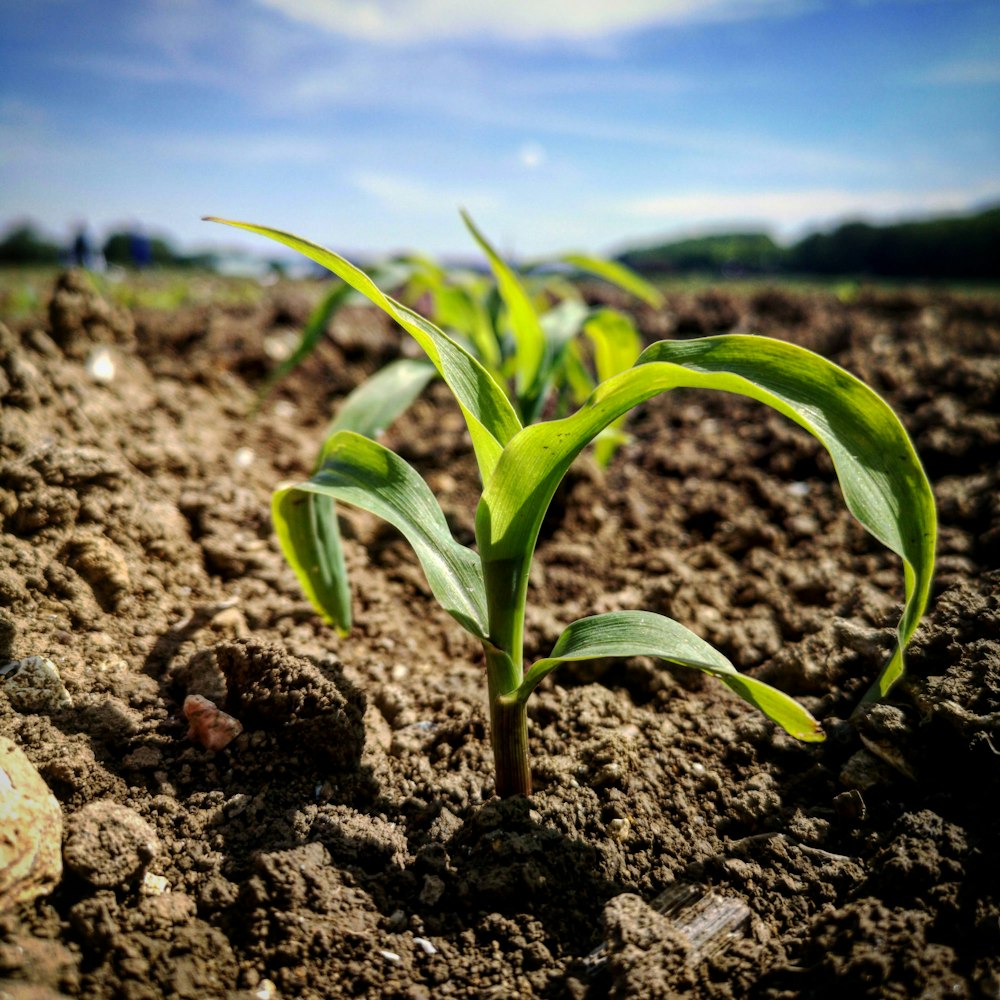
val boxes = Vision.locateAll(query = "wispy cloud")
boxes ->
[253,0,808,44]
[918,59,1000,86]
[351,172,501,216]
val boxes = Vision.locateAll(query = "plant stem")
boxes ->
[483,642,531,797]
[491,695,531,797]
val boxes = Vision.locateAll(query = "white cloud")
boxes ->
[621,185,1000,236]
[518,142,547,169]
[919,60,1000,86]
[351,171,500,215]
[253,0,806,44]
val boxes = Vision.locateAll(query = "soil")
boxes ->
[1,270,998,999]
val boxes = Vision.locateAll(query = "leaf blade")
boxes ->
[558,253,665,308]
[322,358,437,448]
[519,610,823,741]
[257,280,354,405]
[272,486,352,636]
[204,216,521,481]
[276,431,489,639]
[460,209,546,403]
[477,334,935,700]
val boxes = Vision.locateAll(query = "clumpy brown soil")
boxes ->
[1,270,998,999]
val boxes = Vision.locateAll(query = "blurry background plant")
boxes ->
[260,211,663,466]
[246,213,666,639]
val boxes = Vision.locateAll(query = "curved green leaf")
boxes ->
[256,280,354,406]
[274,431,489,639]
[559,253,664,308]
[204,217,521,481]
[273,486,353,636]
[516,610,823,741]
[428,276,501,373]
[477,335,935,700]
[460,210,546,402]
[584,309,643,384]
[518,298,593,423]
[322,358,437,448]
[583,310,643,466]
[293,359,438,636]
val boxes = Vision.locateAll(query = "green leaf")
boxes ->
[322,358,437,448]
[559,253,665,308]
[519,298,593,423]
[272,486,353,635]
[583,310,643,466]
[289,358,438,636]
[256,281,354,405]
[517,610,823,742]
[460,210,546,403]
[562,341,597,407]
[477,334,935,701]
[584,309,643,384]
[275,430,489,639]
[427,275,502,373]
[204,217,521,482]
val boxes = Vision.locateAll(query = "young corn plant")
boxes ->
[247,216,658,633]
[207,216,936,797]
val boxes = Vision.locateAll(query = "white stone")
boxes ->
[1,656,73,712]
[86,346,116,383]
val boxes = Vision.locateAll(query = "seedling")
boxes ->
[207,216,936,797]
[250,217,657,632]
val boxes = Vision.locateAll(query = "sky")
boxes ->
[1,0,998,259]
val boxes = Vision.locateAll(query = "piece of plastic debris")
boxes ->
[86,345,116,383]
[141,872,169,896]
[1,656,73,712]
[413,937,438,956]
[183,694,243,751]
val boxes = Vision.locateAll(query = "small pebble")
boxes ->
[184,694,243,751]
[1,656,73,712]
[85,345,116,383]
[607,818,631,841]
[254,979,278,1000]
[234,446,255,468]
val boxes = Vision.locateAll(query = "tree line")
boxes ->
[617,203,1000,281]
[3,203,998,280]
[0,224,212,269]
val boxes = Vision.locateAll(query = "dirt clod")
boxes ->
[62,800,160,888]
[213,639,366,771]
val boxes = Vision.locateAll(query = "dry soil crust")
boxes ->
[1,272,998,999]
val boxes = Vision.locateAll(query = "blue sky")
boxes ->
[2,0,998,258]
